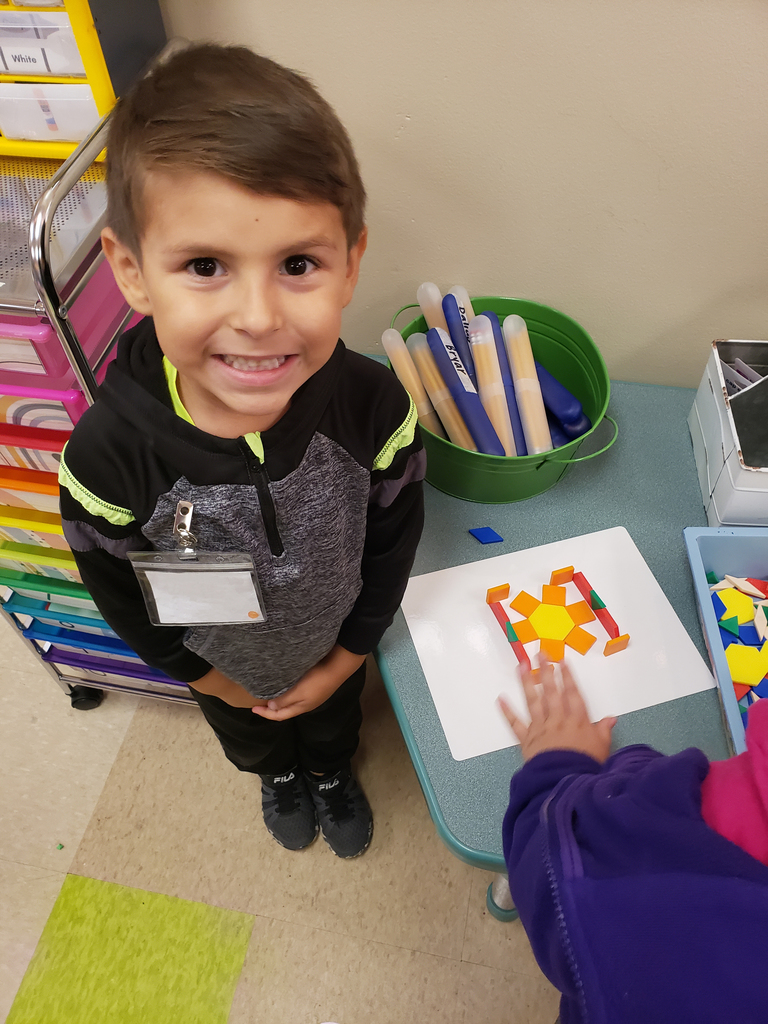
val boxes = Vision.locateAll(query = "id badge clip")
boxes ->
[128,501,267,626]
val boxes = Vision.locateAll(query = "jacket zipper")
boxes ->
[542,786,591,1022]
[239,440,284,557]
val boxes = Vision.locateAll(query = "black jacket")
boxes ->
[59,319,425,697]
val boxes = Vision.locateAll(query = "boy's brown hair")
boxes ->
[106,43,366,255]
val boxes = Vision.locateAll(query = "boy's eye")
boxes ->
[186,257,223,278]
[281,255,316,277]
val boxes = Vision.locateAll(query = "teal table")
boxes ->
[375,381,730,894]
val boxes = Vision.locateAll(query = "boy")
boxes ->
[58,43,425,859]
[499,659,768,1023]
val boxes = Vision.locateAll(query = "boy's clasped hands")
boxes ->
[499,656,617,763]
[191,645,366,721]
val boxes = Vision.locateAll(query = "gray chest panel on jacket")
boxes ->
[141,433,369,697]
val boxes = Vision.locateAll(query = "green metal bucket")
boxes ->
[391,296,617,503]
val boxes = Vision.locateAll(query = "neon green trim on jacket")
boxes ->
[163,359,264,461]
[163,357,195,426]
[373,396,417,471]
[58,446,135,527]
[243,432,264,462]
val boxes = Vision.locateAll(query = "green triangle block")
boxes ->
[706,571,720,585]
[589,589,606,610]
[505,621,519,643]
[721,615,740,637]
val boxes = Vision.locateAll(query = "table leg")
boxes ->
[486,873,519,922]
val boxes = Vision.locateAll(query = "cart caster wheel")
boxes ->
[68,685,104,710]
[486,882,519,922]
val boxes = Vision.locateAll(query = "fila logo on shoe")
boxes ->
[319,778,340,792]
[274,771,296,784]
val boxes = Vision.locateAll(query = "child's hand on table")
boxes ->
[499,656,616,763]
[251,645,366,721]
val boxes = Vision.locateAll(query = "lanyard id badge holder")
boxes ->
[128,501,267,626]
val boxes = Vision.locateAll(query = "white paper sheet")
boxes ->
[144,569,262,625]
[401,527,714,761]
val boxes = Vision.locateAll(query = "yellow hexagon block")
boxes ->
[725,642,768,686]
[529,603,575,642]
[718,588,758,626]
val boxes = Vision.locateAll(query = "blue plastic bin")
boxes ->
[683,526,768,755]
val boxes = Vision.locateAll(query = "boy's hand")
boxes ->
[252,646,366,721]
[191,667,268,709]
[498,656,616,763]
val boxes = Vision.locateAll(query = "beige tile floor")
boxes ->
[0,612,559,1023]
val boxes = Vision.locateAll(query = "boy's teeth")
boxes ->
[221,354,286,371]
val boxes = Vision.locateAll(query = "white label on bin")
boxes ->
[0,42,83,76]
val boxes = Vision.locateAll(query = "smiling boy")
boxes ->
[58,44,425,858]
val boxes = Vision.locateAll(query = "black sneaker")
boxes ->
[305,766,373,859]
[259,768,318,851]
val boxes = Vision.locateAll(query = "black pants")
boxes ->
[188,662,366,777]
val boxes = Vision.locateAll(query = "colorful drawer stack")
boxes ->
[0,567,191,701]
[0,198,192,704]
[0,8,190,708]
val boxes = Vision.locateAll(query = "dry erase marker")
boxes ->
[416,282,449,333]
[502,315,552,454]
[427,327,505,456]
[468,315,516,456]
[381,328,446,438]
[406,333,476,450]
[442,292,477,388]
[483,310,527,456]
[448,286,475,326]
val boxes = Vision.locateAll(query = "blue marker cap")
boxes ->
[535,361,586,426]
[547,412,570,449]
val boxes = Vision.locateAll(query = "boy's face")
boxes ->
[102,169,366,436]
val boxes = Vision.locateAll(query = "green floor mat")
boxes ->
[7,875,254,1024]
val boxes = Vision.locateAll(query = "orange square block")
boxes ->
[513,617,539,644]
[604,633,630,656]
[541,584,567,606]
[539,637,565,661]
[486,584,510,605]
[567,600,596,625]
[510,590,540,617]
[565,625,597,655]
[550,566,574,586]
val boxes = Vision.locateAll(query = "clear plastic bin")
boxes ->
[0,82,98,141]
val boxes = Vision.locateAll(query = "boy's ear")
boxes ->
[100,227,154,316]
[342,226,368,307]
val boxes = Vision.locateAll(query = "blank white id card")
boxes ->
[128,552,266,626]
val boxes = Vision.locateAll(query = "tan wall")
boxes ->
[158,0,768,386]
